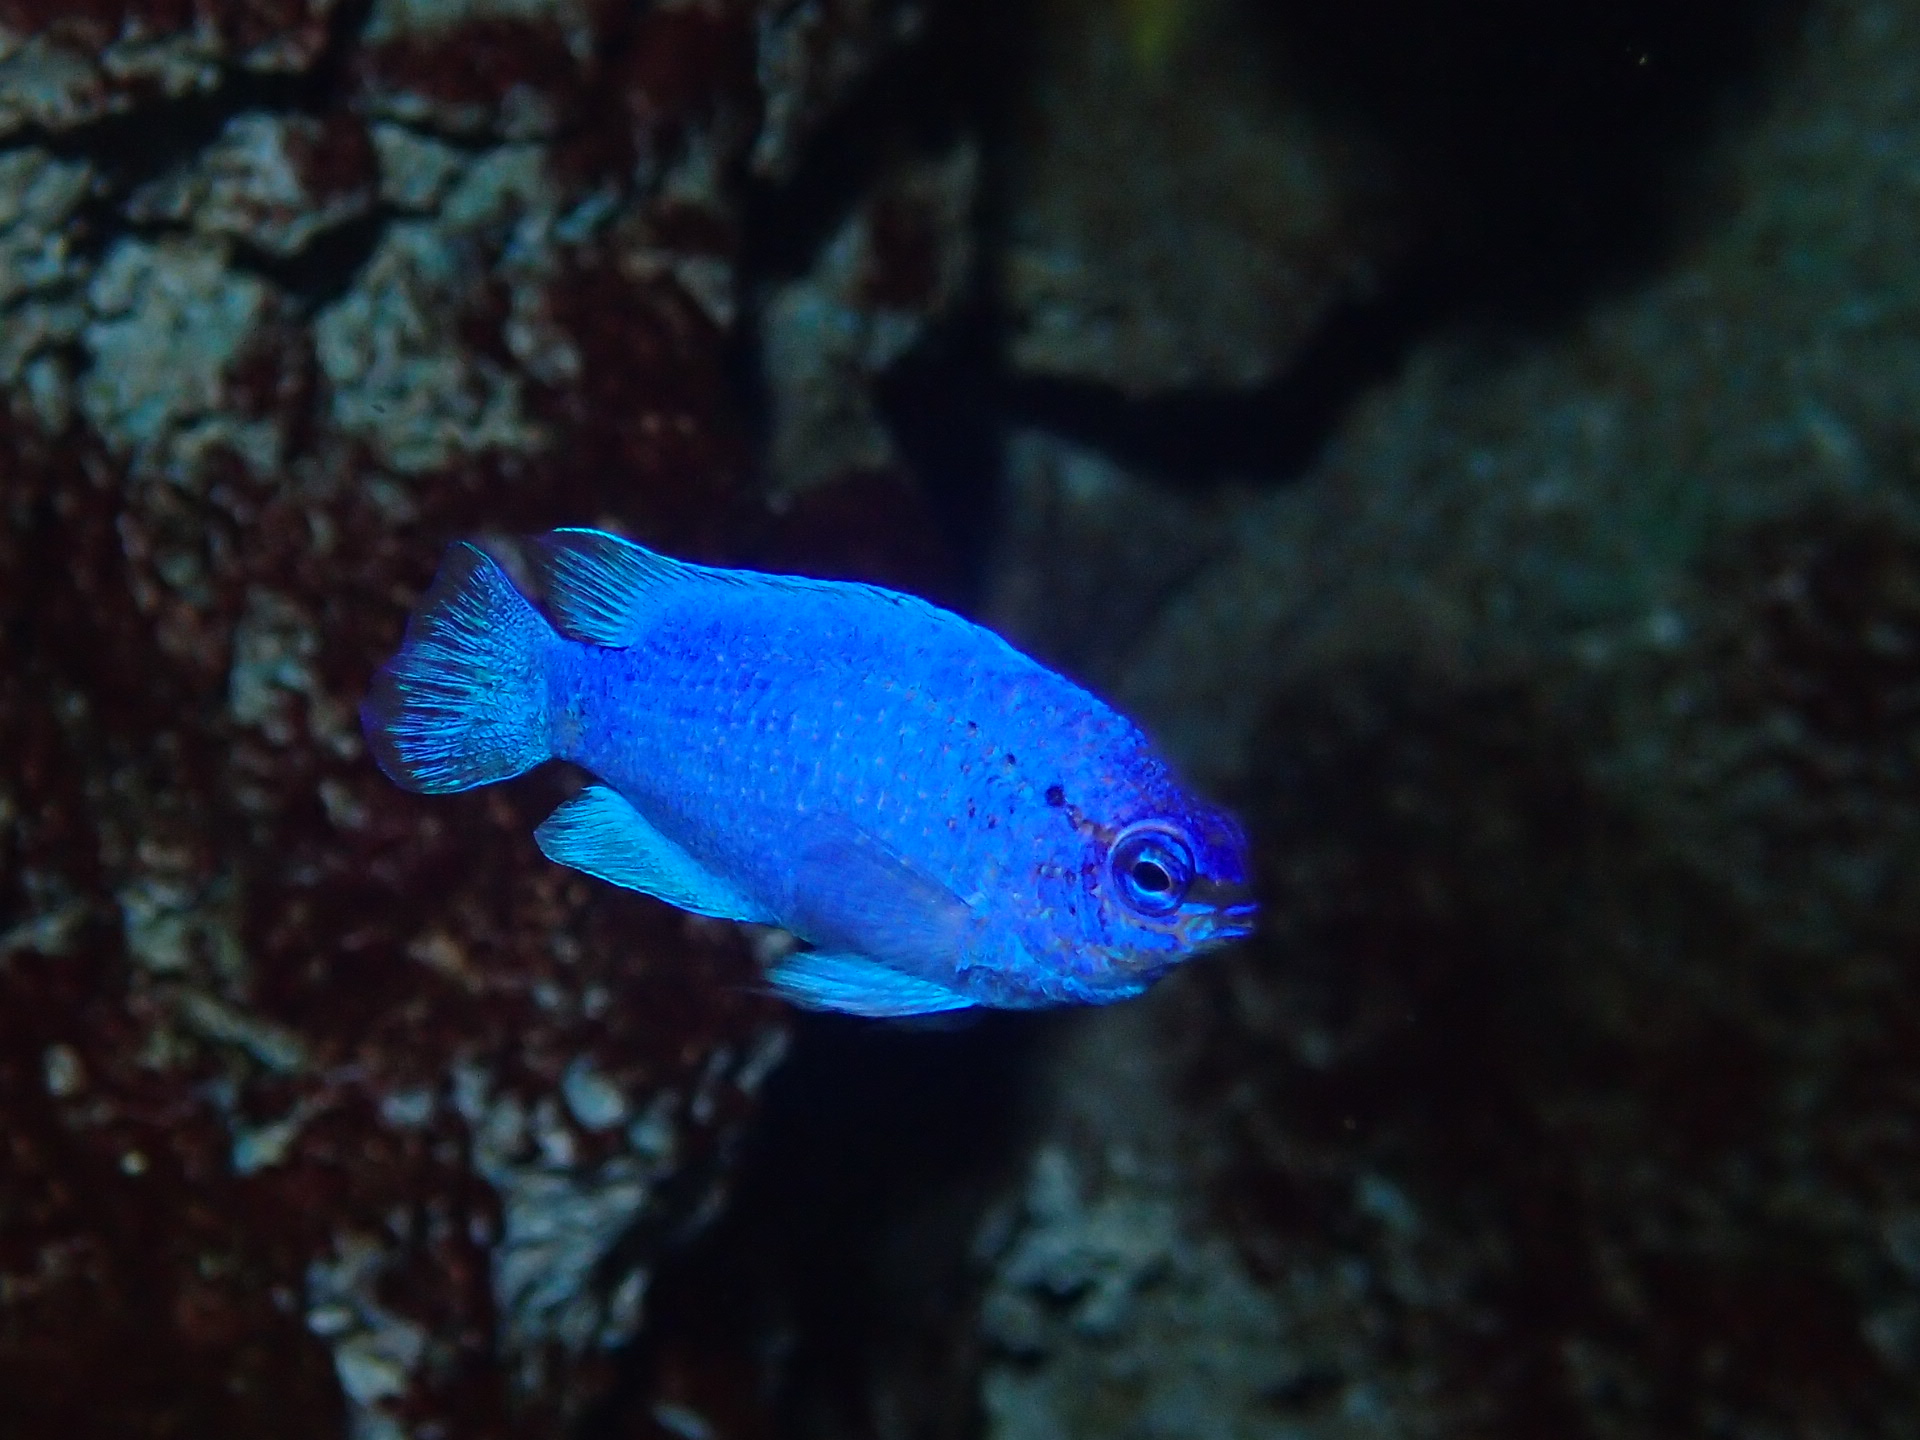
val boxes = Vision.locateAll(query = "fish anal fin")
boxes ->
[765,951,975,1017]
[535,785,773,923]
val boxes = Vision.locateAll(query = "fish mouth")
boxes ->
[1183,900,1258,948]
[1210,901,1259,942]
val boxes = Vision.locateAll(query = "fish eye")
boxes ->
[1130,857,1173,892]
[1110,824,1194,917]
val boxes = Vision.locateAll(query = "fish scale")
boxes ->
[362,529,1255,1016]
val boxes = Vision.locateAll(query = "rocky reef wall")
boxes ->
[974,0,1920,1436]
[0,0,955,1434]
[5,0,1920,1438]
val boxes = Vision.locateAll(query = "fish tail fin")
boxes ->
[361,542,556,794]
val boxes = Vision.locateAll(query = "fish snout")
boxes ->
[1207,900,1259,943]
[1178,881,1256,947]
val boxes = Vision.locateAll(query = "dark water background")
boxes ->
[3,1,1917,1437]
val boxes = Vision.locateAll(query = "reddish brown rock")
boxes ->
[127,111,379,257]
[0,0,952,1436]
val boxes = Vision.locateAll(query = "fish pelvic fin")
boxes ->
[361,542,556,794]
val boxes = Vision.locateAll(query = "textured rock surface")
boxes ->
[0,0,340,137]
[749,0,931,181]
[127,110,378,258]
[9,0,1918,1435]
[0,0,949,1436]
[763,144,977,499]
[974,1010,1364,1440]
[1002,0,1401,396]
[978,0,1920,1435]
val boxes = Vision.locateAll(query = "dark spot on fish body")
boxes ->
[1005,754,1017,767]
[1045,785,1065,807]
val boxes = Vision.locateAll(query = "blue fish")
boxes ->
[362,529,1254,1016]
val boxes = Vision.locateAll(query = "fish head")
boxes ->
[1073,792,1256,987]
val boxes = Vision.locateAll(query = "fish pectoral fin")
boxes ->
[535,785,774,924]
[764,951,975,1017]
[789,824,976,976]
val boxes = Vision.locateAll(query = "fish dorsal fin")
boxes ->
[765,951,975,1017]
[786,821,977,978]
[535,785,775,924]
[535,528,1040,669]
[534,528,694,648]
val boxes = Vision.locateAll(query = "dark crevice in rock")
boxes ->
[42,82,351,285]
[29,7,368,171]
[225,207,388,315]
[1255,0,1809,320]
[730,0,1018,512]
[739,0,1019,287]
[873,301,1007,599]
[732,0,1025,595]
[593,1011,1049,1440]
[928,0,1806,502]
[15,0,374,274]
[999,275,1439,492]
